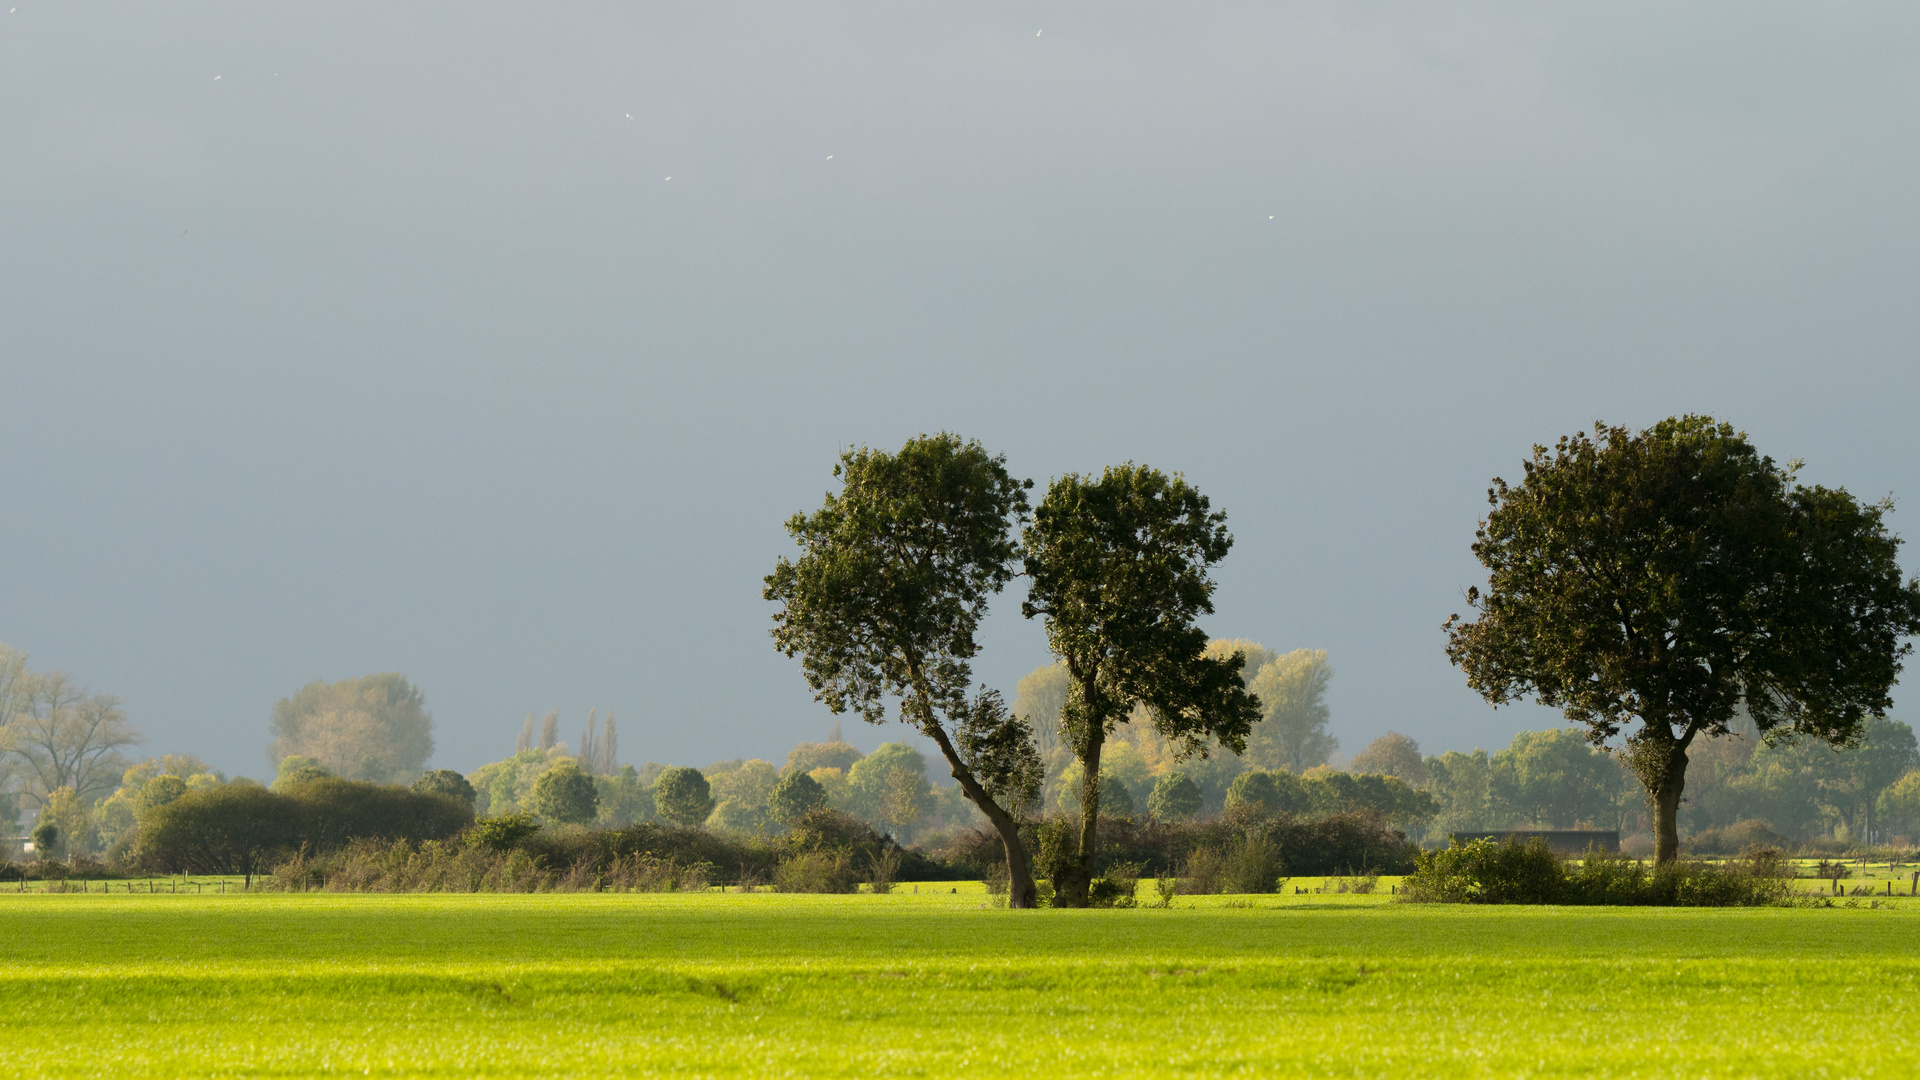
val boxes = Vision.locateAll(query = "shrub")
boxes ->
[1687,820,1786,855]
[1404,837,1795,906]
[471,814,541,852]
[1403,837,1565,904]
[773,851,857,893]
[293,778,474,850]
[135,783,299,884]
[865,848,903,894]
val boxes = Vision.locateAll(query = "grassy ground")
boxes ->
[2,886,1917,1078]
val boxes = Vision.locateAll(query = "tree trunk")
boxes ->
[1056,728,1103,908]
[919,722,1040,909]
[1650,745,1688,866]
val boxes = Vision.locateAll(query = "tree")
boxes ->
[1424,749,1496,832]
[784,738,864,776]
[769,770,830,825]
[847,743,933,837]
[765,433,1043,907]
[136,783,298,886]
[577,709,618,775]
[267,674,434,784]
[530,762,599,825]
[413,769,478,809]
[1013,662,1072,765]
[272,756,334,791]
[706,759,781,835]
[292,778,474,850]
[137,775,190,816]
[1446,417,1920,863]
[1807,715,1917,843]
[29,819,58,859]
[1022,463,1262,905]
[951,689,1043,822]
[653,766,715,828]
[1244,649,1336,773]
[1491,728,1634,829]
[6,668,141,808]
[1147,772,1203,821]
[1350,732,1428,786]
[1876,768,1920,839]
[595,766,653,826]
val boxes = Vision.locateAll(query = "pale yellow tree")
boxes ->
[1244,648,1337,773]
[267,673,433,783]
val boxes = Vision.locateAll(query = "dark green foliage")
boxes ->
[952,689,1043,820]
[1447,417,1920,862]
[289,778,474,851]
[1403,836,1794,906]
[530,762,599,825]
[471,815,540,852]
[772,809,910,893]
[653,767,715,828]
[412,769,477,809]
[1224,771,1309,815]
[137,779,473,882]
[29,820,58,857]
[1022,463,1264,904]
[768,770,829,826]
[764,433,1042,907]
[936,808,1418,887]
[1147,772,1203,821]
[135,783,298,884]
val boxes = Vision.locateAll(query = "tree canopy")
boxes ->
[764,433,1043,907]
[267,673,434,784]
[1446,417,1920,862]
[1022,463,1262,905]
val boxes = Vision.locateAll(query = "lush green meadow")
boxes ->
[3,885,1917,1078]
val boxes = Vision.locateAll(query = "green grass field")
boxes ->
[3,884,1917,1077]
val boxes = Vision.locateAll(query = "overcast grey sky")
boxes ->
[5,2,1919,778]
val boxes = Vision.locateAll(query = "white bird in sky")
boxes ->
[826,155,834,160]
[626,113,632,119]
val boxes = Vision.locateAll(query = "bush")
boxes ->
[291,778,475,850]
[1687,820,1786,855]
[774,850,857,893]
[1404,837,1794,906]
[471,814,541,852]
[1403,837,1566,904]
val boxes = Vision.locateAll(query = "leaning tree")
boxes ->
[1446,416,1920,863]
[764,434,1046,907]
[1022,464,1262,906]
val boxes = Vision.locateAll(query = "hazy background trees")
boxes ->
[267,673,433,784]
